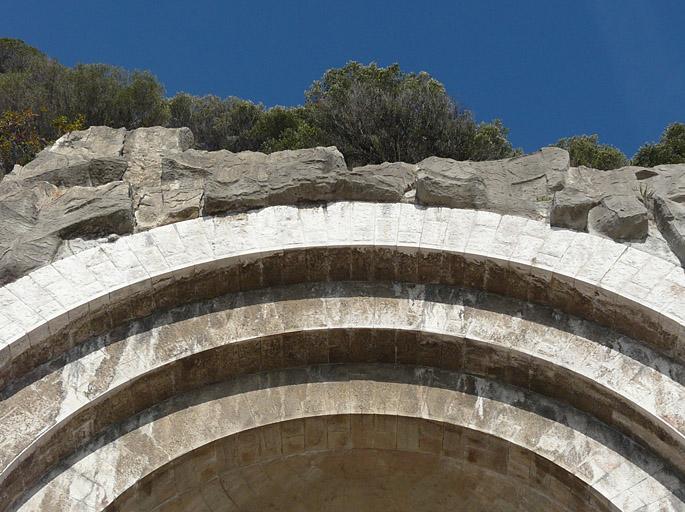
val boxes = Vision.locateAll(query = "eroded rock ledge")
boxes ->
[1,125,683,284]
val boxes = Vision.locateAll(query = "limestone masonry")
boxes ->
[0,127,683,511]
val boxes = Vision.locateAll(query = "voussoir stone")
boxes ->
[415,147,569,219]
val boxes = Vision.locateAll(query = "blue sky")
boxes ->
[3,0,684,155]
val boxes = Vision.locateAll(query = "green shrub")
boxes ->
[0,109,45,173]
[554,134,628,170]
[304,62,516,165]
[169,94,264,151]
[633,123,685,166]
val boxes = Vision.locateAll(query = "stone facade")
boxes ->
[0,128,684,511]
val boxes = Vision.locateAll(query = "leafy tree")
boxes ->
[247,107,300,148]
[0,110,85,173]
[66,64,128,127]
[168,94,264,151]
[0,110,45,173]
[0,38,45,73]
[114,70,169,127]
[67,65,169,128]
[247,106,323,152]
[633,123,685,166]
[466,119,522,161]
[0,41,71,138]
[211,98,264,152]
[52,113,86,136]
[169,96,323,154]
[1,44,525,169]
[261,118,322,153]
[305,62,516,166]
[168,92,194,129]
[554,134,628,170]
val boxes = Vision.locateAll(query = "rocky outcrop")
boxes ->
[651,196,685,264]
[1,125,684,285]
[0,180,133,284]
[202,149,416,214]
[549,187,596,231]
[416,147,568,219]
[7,126,194,230]
[123,126,194,229]
[156,149,416,219]
[587,195,648,241]
[10,126,128,187]
[550,166,649,238]
[638,164,685,265]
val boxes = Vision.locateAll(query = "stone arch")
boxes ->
[0,203,684,511]
[2,282,685,509]
[2,203,683,383]
[17,365,684,511]
[110,415,616,512]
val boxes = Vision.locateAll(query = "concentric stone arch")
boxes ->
[2,282,685,509]
[17,365,685,511]
[2,203,684,377]
[0,202,684,511]
[108,415,616,512]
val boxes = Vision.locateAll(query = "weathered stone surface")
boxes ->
[203,146,349,213]
[115,421,600,512]
[198,148,416,215]
[415,147,569,219]
[40,181,134,239]
[122,126,194,229]
[651,195,685,265]
[0,234,61,288]
[0,180,133,284]
[565,165,640,198]
[342,161,416,201]
[17,365,684,512]
[122,126,194,189]
[415,156,487,209]
[550,187,597,230]
[2,126,685,288]
[11,126,128,187]
[0,181,61,284]
[587,194,649,241]
[4,278,683,498]
[634,164,685,264]
[551,167,655,246]
[640,163,685,203]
